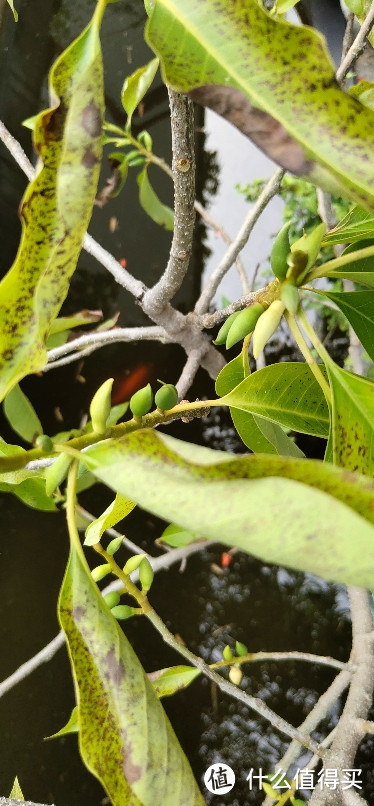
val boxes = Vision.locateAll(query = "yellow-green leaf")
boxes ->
[137,166,174,230]
[3,383,42,443]
[58,542,205,806]
[9,777,24,800]
[0,0,107,402]
[121,57,159,129]
[46,705,80,739]
[148,666,200,698]
[6,0,18,21]
[146,0,374,212]
[84,492,136,545]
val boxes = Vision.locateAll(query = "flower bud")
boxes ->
[223,645,233,661]
[45,452,72,496]
[123,553,147,575]
[235,641,248,657]
[229,666,243,686]
[252,300,285,360]
[107,536,123,555]
[290,222,326,279]
[213,311,241,345]
[155,383,178,411]
[280,281,299,314]
[139,557,154,593]
[91,563,112,582]
[226,303,265,349]
[129,383,153,417]
[90,378,114,434]
[270,220,291,279]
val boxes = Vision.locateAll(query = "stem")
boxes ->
[309,244,374,281]
[297,307,332,367]
[66,461,82,555]
[285,311,332,405]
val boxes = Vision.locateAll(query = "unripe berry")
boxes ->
[155,383,178,411]
[104,591,121,609]
[139,557,154,593]
[129,384,153,417]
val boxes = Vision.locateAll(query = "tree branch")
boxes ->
[336,2,374,83]
[142,90,195,313]
[194,167,284,315]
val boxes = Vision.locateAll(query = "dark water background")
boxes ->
[0,1,373,805]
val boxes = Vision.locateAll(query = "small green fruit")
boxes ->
[90,378,114,434]
[213,311,241,345]
[270,220,292,279]
[252,299,285,360]
[223,645,233,661]
[280,281,299,314]
[139,557,154,593]
[226,303,265,349]
[129,383,153,417]
[104,591,121,609]
[155,383,178,411]
[111,605,134,620]
[35,434,53,452]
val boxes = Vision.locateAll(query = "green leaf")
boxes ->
[323,208,374,246]
[46,705,80,739]
[324,358,374,476]
[350,80,374,112]
[148,666,200,698]
[158,523,199,547]
[58,541,205,806]
[9,777,24,800]
[218,363,329,437]
[3,384,42,443]
[81,430,374,588]
[106,402,129,426]
[121,57,159,129]
[137,167,174,230]
[146,0,374,212]
[0,478,57,511]
[6,0,18,21]
[215,356,304,456]
[49,310,103,335]
[0,1,106,402]
[270,0,301,14]
[84,492,136,545]
[316,288,374,361]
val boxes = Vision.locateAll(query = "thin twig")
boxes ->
[194,167,284,315]
[46,326,171,364]
[336,2,374,83]
[194,199,250,294]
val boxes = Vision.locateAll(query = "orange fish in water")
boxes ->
[111,364,152,405]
